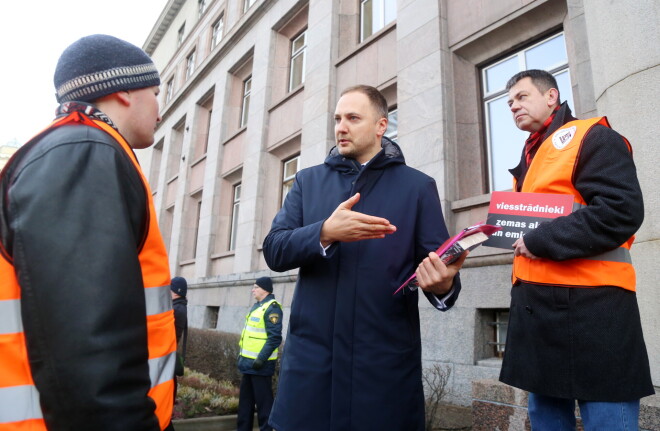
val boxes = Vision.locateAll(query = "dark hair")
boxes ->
[505,69,561,103]
[340,85,388,119]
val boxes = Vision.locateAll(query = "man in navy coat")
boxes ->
[263,85,467,430]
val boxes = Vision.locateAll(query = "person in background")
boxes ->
[0,34,176,430]
[500,69,654,430]
[171,277,188,395]
[237,277,283,431]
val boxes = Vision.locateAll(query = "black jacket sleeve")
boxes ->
[8,127,159,430]
[173,299,188,344]
[524,125,644,260]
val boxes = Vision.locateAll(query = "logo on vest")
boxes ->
[552,126,576,150]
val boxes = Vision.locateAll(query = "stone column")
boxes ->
[396,0,456,208]
[299,0,338,168]
[233,22,274,274]
[582,0,660,385]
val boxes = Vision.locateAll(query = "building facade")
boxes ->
[0,140,19,171]
[138,0,660,405]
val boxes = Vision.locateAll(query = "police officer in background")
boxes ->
[237,277,283,431]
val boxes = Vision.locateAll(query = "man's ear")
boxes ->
[114,91,132,106]
[376,117,388,137]
[546,88,559,108]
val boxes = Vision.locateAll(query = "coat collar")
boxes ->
[324,136,405,173]
[256,293,275,306]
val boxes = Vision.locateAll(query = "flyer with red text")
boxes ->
[483,191,575,250]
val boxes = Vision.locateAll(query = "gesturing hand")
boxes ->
[320,193,397,247]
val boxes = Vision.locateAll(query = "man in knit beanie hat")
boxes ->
[0,35,175,431]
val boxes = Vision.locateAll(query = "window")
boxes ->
[240,76,252,128]
[192,199,203,258]
[186,50,196,79]
[385,108,398,142]
[212,16,224,49]
[177,24,185,47]
[167,119,186,179]
[281,156,299,206]
[476,308,509,362]
[229,183,241,251]
[198,0,208,17]
[165,78,174,103]
[489,310,509,358]
[244,0,257,13]
[360,0,396,41]
[482,32,573,191]
[149,140,164,190]
[162,205,175,252]
[202,109,212,155]
[289,31,307,91]
[204,306,219,329]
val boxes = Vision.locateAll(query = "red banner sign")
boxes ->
[483,191,574,250]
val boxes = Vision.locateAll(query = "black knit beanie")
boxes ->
[170,277,188,297]
[255,277,273,293]
[54,34,160,103]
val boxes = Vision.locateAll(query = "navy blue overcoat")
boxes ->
[263,138,461,431]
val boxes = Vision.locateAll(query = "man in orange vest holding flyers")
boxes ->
[0,35,176,430]
[499,69,654,430]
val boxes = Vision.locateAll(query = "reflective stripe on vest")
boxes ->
[0,385,42,423]
[0,112,176,430]
[0,250,44,429]
[513,117,636,291]
[239,299,280,361]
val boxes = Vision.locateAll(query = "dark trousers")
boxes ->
[237,374,274,431]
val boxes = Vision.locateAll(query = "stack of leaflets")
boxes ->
[393,222,501,295]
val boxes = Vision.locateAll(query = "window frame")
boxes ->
[229,183,241,251]
[240,76,252,128]
[360,0,396,42]
[198,0,208,17]
[281,155,300,206]
[165,78,175,103]
[244,0,257,13]
[488,310,509,358]
[202,108,212,155]
[211,16,224,49]
[192,198,203,258]
[288,30,307,91]
[177,23,186,47]
[186,50,196,80]
[481,32,572,192]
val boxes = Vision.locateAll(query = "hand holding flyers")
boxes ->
[394,223,501,295]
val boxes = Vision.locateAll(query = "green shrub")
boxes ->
[184,328,242,386]
[173,369,239,419]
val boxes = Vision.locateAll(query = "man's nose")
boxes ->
[336,118,347,133]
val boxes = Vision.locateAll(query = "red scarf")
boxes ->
[524,106,560,167]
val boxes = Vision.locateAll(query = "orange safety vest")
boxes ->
[0,112,176,430]
[513,117,636,291]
